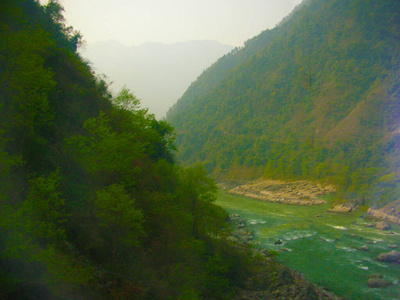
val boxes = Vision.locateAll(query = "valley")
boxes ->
[2,0,400,298]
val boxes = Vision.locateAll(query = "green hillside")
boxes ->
[0,1,254,298]
[167,0,400,207]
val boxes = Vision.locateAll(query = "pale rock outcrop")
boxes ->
[327,198,363,213]
[228,180,334,206]
[366,200,400,224]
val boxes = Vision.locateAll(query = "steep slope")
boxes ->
[81,40,234,118]
[0,1,246,298]
[167,0,400,207]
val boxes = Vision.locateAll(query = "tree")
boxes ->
[16,170,66,243]
[177,165,219,237]
[93,183,144,263]
[1,27,56,148]
[0,170,93,298]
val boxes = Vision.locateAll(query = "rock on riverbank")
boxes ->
[227,179,335,206]
[367,276,394,288]
[229,213,255,243]
[327,198,363,213]
[366,200,400,225]
[376,250,400,263]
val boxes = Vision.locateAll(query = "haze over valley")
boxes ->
[81,40,234,118]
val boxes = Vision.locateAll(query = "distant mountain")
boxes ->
[81,40,234,118]
[167,0,400,207]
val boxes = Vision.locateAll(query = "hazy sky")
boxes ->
[40,0,303,46]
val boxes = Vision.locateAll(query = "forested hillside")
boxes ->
[0,1,253,298]
[167,0,400,207]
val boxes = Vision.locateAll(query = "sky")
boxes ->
[39,0,304,47]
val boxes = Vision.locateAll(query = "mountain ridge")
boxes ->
[166,0,400,207]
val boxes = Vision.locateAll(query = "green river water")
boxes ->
[216,192,400,300]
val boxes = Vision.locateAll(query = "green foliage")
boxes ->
[17,170,66,242]
[93,183,144,254]
[177,165,220,237]
[68,112,145,178]
[203,254,231,297]
[112,85,142,111]
[1,27,55,145]
[0,170,94,298]
[44,0,84,52]
[178,165,218,203]
[0,131,21,177]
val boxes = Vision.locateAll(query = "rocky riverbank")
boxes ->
[225,179,335,206]
[227,214,344,300]
[327,198,400,224]
[366,200,400,225]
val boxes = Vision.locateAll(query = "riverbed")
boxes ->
[217,191,400,300]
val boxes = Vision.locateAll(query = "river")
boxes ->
[216,191,400,300]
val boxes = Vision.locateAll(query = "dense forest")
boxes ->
[167,0,400,208]
[0,1,253,298]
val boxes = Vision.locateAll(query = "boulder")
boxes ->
[367,278,393,288]
[376,250,400,263]
[327,198,363,213]
[358,245,369,251]
[376,221,391,230]
[233,228,248,238]
[366,240,379,244]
